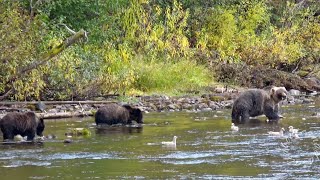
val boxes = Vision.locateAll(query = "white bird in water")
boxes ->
[268,128,285,136]
[14,135,27,141]
[231,123,239,131]
[288,126,299,134]
[161,136,177,146]
[291,132,300,139]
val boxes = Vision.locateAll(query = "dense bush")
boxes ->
[0,0,319,100]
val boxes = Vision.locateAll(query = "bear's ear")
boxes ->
[280,87,287,92]
[26,111,36,117]
[271,86,287,94]
[122,104,132,109]
[270,87,277,94]
[122,104,133,112]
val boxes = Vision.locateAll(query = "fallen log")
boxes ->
[39,111,94,119]
[0,111,94,120]
[0,100,116,106]
[0,107,27,112]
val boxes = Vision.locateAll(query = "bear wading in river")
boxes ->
[95,104,143,125]
[0,111,45,141]
[231,86,287,124]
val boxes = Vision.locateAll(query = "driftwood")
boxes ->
[0,100,115,106]
[0,101,117,120]
[0,111,94,120]
[39,111,94,119]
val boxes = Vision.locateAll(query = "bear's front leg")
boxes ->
[240,111,250,124]
[264,105,280,121]
[1,127,14,141]
[26,131,36,141]
[273,104,284,118]
[3,133,15,141]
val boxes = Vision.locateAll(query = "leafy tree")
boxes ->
[0,1,48,100]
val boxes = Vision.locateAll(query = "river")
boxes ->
[0,104,319,179]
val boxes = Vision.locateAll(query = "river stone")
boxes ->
[198,103,209,110]
[214,87,226,93]
[182,103,193,110]
[309,91,318,96]
[63,139,72,143]
[294,99,304,104]
[286,95,295,104]
[315,97,320,105]
[289,89,301,96]
[147,103,157,111]
[208,101,220,110]
[167,104,175,110]
[221,100,233,108]
[54,105,63,109]
[48,109,59,113]
[177,98,190,103]
[201,107,212,112]
[164,100,173,106]
[302,98,314,104]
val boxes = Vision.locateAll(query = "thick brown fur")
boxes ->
[231,86,287,124]
[95,104,143,125]
[0,112,45,141]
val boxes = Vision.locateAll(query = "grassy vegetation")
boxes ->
[132,59,211,95]
[0,0,319,100]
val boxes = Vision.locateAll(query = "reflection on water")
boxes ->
[0,104,319,179]
[95,125,143,135]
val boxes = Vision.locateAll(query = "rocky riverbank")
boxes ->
[0,88,319,118]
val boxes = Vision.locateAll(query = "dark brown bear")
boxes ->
[95,104,143,125]
[231,86,287,124]
[0,112,45,141]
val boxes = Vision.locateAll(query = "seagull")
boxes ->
[161,136,177,146]
[14,135,26,141]
[291,132,300,139]
[268,128,285,136]
[288,126,299,134]
[231,123,239,131]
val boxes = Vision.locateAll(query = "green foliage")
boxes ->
[133,58,211,93]
[197,7,238,61]
[119,0,191,60]
[0,1,48,100]
[0,0,319,100]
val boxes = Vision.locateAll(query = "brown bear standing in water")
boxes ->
[0,112,45,141]
[231,86,288,124]
[95,104,143,125]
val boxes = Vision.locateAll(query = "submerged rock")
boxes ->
[63,139,72,143]
[65,128,91,137]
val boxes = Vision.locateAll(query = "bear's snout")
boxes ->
[278,93,287,100]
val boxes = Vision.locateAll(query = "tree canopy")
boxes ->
[0,0,319,100]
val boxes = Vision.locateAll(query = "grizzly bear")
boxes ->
[0,112,45,141]
[231,86,287,124]
[95,104,143,125]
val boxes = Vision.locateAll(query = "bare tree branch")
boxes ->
[0,29,88,101]
[59,23,76,34]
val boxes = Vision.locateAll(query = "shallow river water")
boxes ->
[0,104,319,179]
